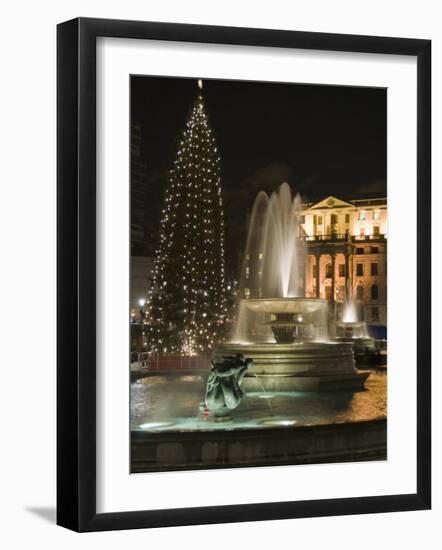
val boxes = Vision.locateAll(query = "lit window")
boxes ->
[258,252,263,260]
[373,209,381,220]
[358,210,366,221]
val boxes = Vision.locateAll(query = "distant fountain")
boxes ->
[336,280,368,339]
[215,183,369,392]
[342,300,358,323]
[336,292,378,362]
[337,303,367,339]
[337,294,368,339]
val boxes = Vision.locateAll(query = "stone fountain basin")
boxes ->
[216,341,370,392]
[243,297,327,314]
[218,341,357,375]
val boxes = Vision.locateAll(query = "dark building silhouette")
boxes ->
[130,121,149,255]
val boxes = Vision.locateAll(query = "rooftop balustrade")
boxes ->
[302,233,386,243]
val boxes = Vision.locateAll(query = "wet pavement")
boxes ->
[131,369,387,433]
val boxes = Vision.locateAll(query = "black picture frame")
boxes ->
[57,17,431,532]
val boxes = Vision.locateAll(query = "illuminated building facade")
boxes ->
[300,196,387,327]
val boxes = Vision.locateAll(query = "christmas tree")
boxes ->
[148,80,228,355]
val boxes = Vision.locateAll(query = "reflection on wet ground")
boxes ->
[131,370,387,433]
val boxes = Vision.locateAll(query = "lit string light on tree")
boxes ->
[147,80,228,355]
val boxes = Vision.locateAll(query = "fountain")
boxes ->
[131,183,385,472]
[336,297,368,338]
[335,296,379,362]
[215,183,370,391]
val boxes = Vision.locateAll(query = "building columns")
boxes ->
[330,253,336,303]
[345,251,350,301]
[315,253,321,298]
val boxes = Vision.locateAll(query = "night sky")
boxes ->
[131,76,386,270]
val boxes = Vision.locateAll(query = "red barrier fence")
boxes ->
[131,352,211,371]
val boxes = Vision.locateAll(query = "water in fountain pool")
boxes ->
[131,370,387,432]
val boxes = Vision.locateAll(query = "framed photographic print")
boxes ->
[57,17,431,531]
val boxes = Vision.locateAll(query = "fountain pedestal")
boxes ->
[267,313,314,344]
[268,313,297,344]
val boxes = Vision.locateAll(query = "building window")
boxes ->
[244,288,250,299]
[345,213,350,223]
[373,225,380,237]
[358,210,366,221]
[373,209,381,220]
[331,214,337,224]
[356,263,364,276]
[356,285,364,300]
[371,263,378,276]
[371,306,380,321]
[371,284,379,300]
[356,247,364,255]
[339,264,346,277]
[325,263,332,278]
[371,246,379,254]
[317,216,323,225]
